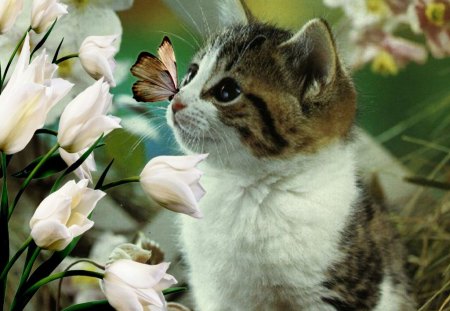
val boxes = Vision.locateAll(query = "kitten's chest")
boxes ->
[181,170,357,285]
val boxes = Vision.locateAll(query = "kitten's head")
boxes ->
[167,8,356,168]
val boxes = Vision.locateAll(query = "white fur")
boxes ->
[374,277,414,311]
[180,143,359,310]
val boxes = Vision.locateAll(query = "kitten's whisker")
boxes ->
[153,30,197,50]
[180,24,202,49]
[198,0,212,38]
[174,0,203,37]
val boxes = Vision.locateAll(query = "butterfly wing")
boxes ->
[158,36,178,88]
[131,52,177,102]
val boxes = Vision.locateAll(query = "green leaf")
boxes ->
[35,128,58,136]
[30,19,57,59]
[15,270,103,311]
[52,37,64,63]
[0,155,12,178]
[95,159,114,190]
[26,235,81,289]
[12,154,67,179]
[0,153,9,310]
[163,286,188,295]
[51,136,104,192]
[62,300,114,311]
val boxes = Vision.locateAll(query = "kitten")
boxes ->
[165,3,415,310]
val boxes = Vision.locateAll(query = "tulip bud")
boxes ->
[108,243,152,264]
[0,34,72,155]
[57,78,121,153]
[79,35,119,87]
[102,260,177,311]
[30,180,105,251]
[0,0,23,34]
[140,154,208,219]
[31,0,68,34]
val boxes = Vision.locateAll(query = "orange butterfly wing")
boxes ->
[130,37,178,103]
[158,36,178,88]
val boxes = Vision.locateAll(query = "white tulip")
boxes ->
[79,35,119,87]
[102,259,177,311]
[57,78,121,153]
[30,179,105,251]
[31,0,68,34]
[140,154,208,219]
[59,148,97,183]
[0,0,23,34]
[0,34,73,155]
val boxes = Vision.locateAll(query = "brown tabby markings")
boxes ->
[322,188,414,310]
[197,23,357,158]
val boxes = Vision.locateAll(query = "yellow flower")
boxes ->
[425,2,446,26]
[371,51,399,76]
[366,0,389,16]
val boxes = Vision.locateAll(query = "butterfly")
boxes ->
[131,36,178,102]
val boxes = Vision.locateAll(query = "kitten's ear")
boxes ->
[278,19,339,99]
[219,0,254,27]
[162,0,253,38]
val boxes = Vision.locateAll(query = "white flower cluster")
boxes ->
[324,0,450,75]
[0,1,207,310]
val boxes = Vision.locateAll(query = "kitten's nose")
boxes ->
[171,99,186,114]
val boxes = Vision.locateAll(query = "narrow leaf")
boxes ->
[30,19,57,59]
[0,153,9,309]
[0,155,12,178]
[12,154,67,179]
[52,37,65,63]
[163,286,188,295]
[404,176,450,190]
[62,300,114,311]
[35,128,58,136]
[95,159,114,190]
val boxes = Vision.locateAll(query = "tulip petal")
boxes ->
[103,279,144,311]
[30,219,72,250]
[30,194,72,227]
[73,187,105,215]
[67,213,94,237]
[66,115,121,152]
[144,154,208,172]
[58,79,107,133]
[107,260,170,289]
[141,175,202,218]
[153,274,178,292]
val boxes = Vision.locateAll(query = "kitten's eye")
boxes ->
[183,64,198,86]
[214,78,241,103]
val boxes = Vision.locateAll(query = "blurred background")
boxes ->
[4,0,450,309]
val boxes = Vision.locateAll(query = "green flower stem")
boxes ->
[18,246,40,288]
[62,300,113,311]
[0,152,9,310]
[57,259,105,311]
[0,26,32,92]
[55,53,79,64]
[11,270,104,311]
[9,143,60,220]
[0,236,32,281]
[100,176,140,191]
